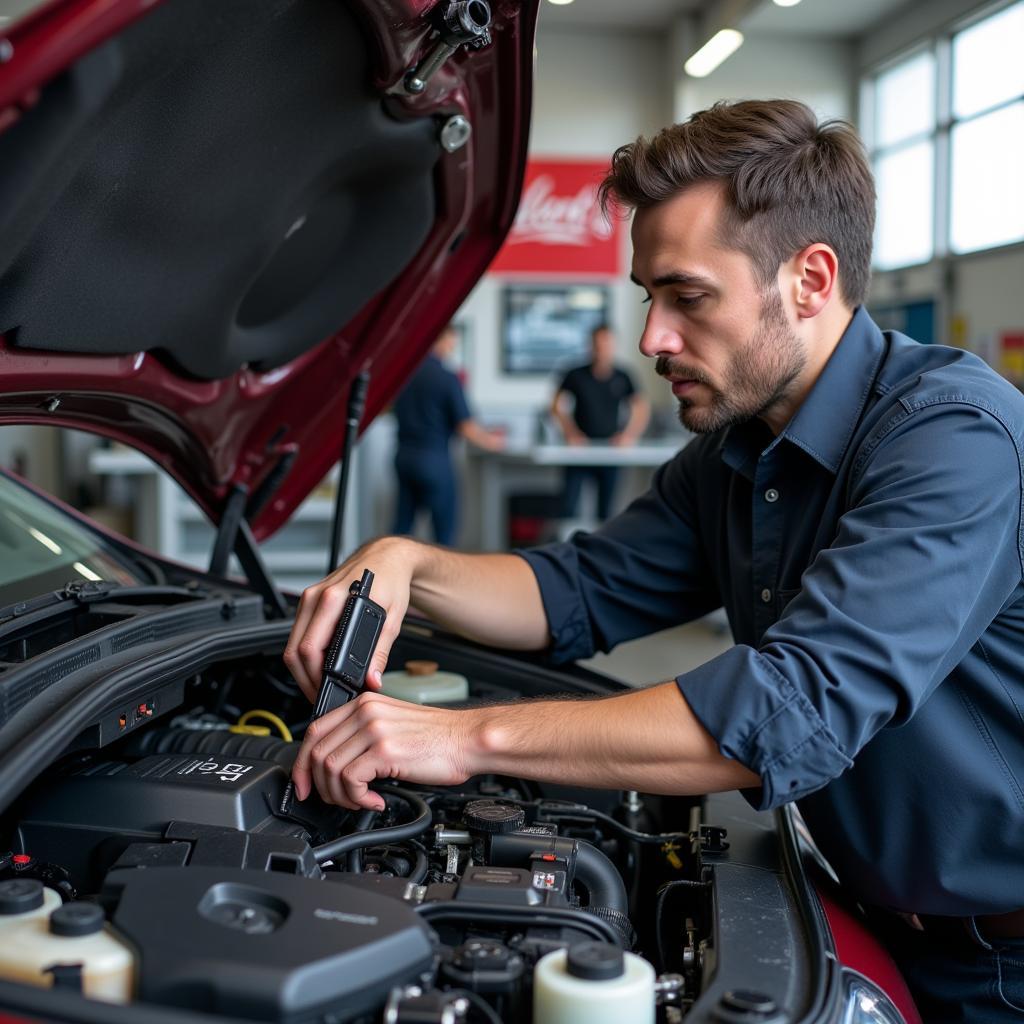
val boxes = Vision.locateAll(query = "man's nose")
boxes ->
[638,308,684,359]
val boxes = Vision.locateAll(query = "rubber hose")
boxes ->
[408,845,429,884]
[346,809,380,873]
[575,839,629,916]
[313,786,432,864]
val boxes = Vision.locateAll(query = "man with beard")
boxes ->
[285,100,1024,1022]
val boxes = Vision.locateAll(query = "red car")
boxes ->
[0,2,919,1021]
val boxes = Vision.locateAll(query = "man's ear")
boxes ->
[786,243,839,319]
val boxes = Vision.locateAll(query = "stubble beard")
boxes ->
[661,287,806,435]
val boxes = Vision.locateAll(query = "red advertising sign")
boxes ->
[490,159,622,276]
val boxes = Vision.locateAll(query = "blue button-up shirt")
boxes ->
[519,307,1024,916]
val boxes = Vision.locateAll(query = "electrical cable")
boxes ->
[312,785,431,864]
[453,990,503,1024]
[237,709,293,741]
[655,879,709,969]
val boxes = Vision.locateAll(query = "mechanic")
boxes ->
[286,100,1024,1022]
[391,324,504,546]
[550,323,650,520]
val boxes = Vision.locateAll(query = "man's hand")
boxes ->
[291,691,481,810]
[284,537,418,701]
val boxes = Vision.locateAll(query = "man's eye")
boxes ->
[677,294,704,308]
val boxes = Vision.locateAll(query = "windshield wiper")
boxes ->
[0,581,206,627]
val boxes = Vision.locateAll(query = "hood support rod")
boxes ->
[328,371,370,575]
[210,485,287,619]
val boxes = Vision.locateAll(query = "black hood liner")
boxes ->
[0,0,439,381]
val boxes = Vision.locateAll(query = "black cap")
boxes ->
[463,800,527,835]
[0,878,45,915]
[50,902,105,937]
[566,942,625,981]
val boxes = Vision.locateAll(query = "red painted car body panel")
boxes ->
[0,0,537,539]
[816,885,922,1024]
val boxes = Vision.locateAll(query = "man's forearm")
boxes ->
[468,681,761,795]
[407,541,550,651]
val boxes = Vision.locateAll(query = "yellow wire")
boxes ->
[237,709,293,742]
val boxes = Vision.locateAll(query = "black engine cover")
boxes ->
[110,866,435,1022]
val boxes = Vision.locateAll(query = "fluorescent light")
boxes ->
[773,0,802,6]
[546,0,575,5]
[684,29,744,78]
[73,562,103,582]
[29,528,62,555]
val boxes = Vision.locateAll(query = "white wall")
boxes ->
[674,29,855,124]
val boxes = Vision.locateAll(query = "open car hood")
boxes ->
[0,0,536,538]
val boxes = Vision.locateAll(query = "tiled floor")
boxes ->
[578,613,733,687]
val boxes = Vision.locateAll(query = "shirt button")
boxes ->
[765,488,780,503]
[761,588,773,604]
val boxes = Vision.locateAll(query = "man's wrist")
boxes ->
[465,704,513,777]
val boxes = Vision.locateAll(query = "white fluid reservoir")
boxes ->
[0,880,134,1003]
[381,660,469,705]
[534,942,656,1024]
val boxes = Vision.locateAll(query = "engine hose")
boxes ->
[575,839,629,916]
[346,809,380,873]
[408,845,429,884]
[313,786,432,864]
[124,726,297,769]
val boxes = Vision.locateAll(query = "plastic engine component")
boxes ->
[15,753,329,890]
[110,866,435,1022]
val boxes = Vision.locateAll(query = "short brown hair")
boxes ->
[600,99,875,307]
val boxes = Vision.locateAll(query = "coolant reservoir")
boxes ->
[0,882,134,1003]
[381,660,469,705]
[534,942,655,1024]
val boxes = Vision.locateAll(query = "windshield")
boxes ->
[0,474,147,606]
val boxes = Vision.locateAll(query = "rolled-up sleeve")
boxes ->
[517,446,721,663]
[679,400,1024,810]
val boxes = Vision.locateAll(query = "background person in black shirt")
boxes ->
[550,324,650,519]
[392,325,504,545]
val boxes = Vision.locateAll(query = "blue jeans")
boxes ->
[393,448,458,546]
[872,913,1024,1022]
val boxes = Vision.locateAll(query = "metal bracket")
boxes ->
[403,1,492,95]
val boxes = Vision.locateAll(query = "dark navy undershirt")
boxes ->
[392,354,471,453]
[519,307,1024,916]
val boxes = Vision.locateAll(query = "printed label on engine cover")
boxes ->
[176,759,254,784]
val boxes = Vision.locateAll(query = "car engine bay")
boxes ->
[0,638,718,1024]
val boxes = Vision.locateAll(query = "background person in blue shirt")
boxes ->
[550,324,650,520]
[391,325,504,545]
[289,100,1024,1022]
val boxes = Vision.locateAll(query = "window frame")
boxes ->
[862,0,1024,270]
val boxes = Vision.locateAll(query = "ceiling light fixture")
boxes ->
[772,0,803,7]
[684,28,744,78]
[546,0,575,5]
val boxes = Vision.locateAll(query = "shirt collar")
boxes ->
[721,305,886,477]
[782,306,886,473]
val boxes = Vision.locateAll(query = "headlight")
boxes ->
[842,970,908,1024]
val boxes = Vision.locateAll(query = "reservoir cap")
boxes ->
[567,942,625,981]
[50,902,105,937]
[0,878,44,915]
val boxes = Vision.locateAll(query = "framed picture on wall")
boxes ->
[501,284,611,375]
